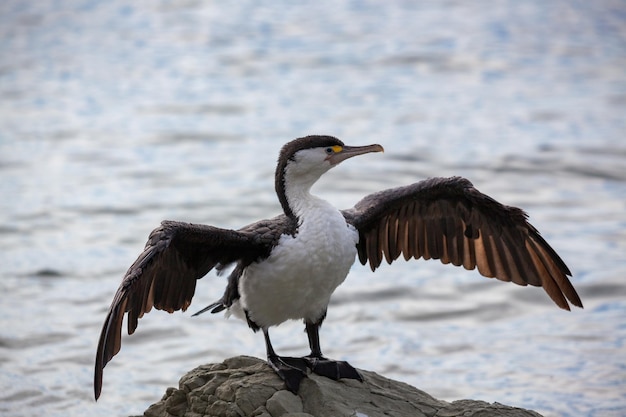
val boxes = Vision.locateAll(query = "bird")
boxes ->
[94,135,583,400]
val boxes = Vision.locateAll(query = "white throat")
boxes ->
[282,155,333,221]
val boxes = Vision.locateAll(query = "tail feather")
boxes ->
[191,300,225,316]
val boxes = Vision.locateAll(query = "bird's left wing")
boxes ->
[94,219,279,399]
[342,176,582,310]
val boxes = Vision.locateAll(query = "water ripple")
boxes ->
[1,1,625,417]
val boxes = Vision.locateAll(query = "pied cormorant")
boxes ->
[94,135,582,399]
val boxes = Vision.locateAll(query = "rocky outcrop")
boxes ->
[142,356,543,417]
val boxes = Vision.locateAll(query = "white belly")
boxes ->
[233,206,358,329]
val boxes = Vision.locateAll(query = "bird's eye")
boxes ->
[325,147,334,154]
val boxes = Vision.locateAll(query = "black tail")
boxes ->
[191,300,225,316]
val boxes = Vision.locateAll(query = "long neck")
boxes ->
[276,166,323,221]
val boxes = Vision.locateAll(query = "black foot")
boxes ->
[267,355,308,394]
[304,356,364,382]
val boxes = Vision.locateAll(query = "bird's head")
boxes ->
[276,135,384,218]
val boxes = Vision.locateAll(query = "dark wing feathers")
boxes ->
[343,176,582,311]
[96,175,582,399]
[94,218,288,400]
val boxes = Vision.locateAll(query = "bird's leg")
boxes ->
[263,328,307,393]
[303,319,363,382]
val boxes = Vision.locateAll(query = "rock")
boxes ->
[141,356,543,417]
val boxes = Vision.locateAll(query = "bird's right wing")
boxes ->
[94,219,282,400]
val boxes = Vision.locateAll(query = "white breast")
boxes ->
[233,198,358,329]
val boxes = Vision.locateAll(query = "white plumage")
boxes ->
[236,200,358,328]
[234,147,359,328]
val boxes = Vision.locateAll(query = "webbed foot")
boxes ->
[266,355,308,393]
[304,356,363,382]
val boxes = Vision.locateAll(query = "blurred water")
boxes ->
[1,1,625,416]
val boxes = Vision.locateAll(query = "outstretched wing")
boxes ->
[342,176,582,311]
[94,218,284,400]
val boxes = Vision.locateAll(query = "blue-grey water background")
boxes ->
[1,1,625,416]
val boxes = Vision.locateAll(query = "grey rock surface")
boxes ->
[141,356,543,417]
